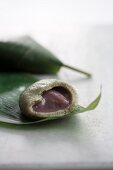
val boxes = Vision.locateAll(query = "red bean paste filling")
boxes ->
[32,86,72,113]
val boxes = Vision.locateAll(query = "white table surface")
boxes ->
[0,0,113,169]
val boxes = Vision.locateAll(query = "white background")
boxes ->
[0,0,113,169]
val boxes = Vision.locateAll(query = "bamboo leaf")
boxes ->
[0,36,62,74]
[73,92,101,114]
[0,36,91,77]
[0,74,101,125]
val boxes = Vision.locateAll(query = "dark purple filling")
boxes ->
[32,87,71,113]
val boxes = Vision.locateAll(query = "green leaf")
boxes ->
[73,91,101,114]
[0,36,62,74]
[0,74,101,125]
[0,36,91,77]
